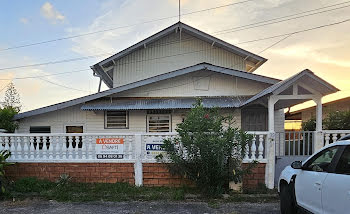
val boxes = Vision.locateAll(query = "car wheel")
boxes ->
[280,184,297,214]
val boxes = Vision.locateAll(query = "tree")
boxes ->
[302,110,350,131]
[157,100,254,197]
[0,82,21,133]
[2,82,21,112]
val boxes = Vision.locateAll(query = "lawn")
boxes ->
[1,177,278,203]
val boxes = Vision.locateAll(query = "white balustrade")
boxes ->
[322,130,350,146]
[0,132,268,163]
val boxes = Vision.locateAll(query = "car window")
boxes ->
[304,146,339,172]
[335,146,350,175]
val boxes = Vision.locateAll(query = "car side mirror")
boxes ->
[291,161,303,169]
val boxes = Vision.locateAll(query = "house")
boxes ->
[2,22,340,189]
[286,96,350,125]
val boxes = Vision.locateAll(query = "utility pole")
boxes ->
[178,0,181,22]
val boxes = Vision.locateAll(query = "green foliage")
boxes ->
[302,118,316,131]
[0,107,18,133]
[56,174,72,187]
[324,110,350,130]
[302,110,350,131]
[8,177,196,202]
[0,150,13,195]
[158,100,253,197]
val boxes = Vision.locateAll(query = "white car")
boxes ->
[278,139,350,214]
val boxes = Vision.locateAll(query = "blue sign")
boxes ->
[146,144,165,151]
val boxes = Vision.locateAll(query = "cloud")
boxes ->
[40,2,65,23]
[19,18,29,24]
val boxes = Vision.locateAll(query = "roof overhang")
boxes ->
[14,63,278,120]
[91,22,267,88]
[81,97,251,111]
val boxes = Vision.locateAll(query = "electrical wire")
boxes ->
[0,0,255,52]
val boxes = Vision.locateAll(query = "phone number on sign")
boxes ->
[96,154,124,159]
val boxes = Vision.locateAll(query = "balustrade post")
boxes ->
[324,133,330,146]
[23,136,29,159]
[16,137,22,160]
[88,136,93,159]
[42,136,48,159]
[29,137,35,159]
[250,137,257,160]
[68,136,73,159]
[81,136,86,160]
[10,137,16,160]
[55,136,60,159]
[0,137,3,151]
[61,136,66,159]
[258,135,264,160]
[48,136,54,160]
[332,134,338,144]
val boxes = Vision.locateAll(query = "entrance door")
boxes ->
[241,106,267,131]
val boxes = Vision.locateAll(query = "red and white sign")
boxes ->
[96,138,124,159]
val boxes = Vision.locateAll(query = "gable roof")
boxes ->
[91,22,268,88]
[14,63,279,120]
[242,69,339,106]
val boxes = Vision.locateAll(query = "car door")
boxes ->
[322,145,350,214]
[295,146,340,213]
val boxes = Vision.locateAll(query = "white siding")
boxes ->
[117,70,270,98]
[17,107,242,134]
[274,109,285,132]
[113,32,246,87]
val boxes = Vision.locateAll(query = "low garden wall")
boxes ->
[5,162,266,189]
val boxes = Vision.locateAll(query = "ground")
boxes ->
[0,200,279,214]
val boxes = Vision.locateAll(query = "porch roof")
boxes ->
[241,69,339,109]
[81,97,251,111]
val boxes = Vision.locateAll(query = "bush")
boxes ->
[158,100,253,197]
[324,110,350,130]
[0,150,13,196]
[302,110,350,131]
[302,118,316,131]
[0,107,18,133]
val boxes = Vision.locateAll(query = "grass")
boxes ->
[2,177,278,203]
[5,177,195,202]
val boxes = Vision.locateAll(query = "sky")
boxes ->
[0,0,349,112]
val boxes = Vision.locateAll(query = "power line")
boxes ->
[0,0,254,52]
[0,17,349,72]
[0,69,89,80]
[1,0,347,53]
[38,77,90,93]
[213,1,350,34]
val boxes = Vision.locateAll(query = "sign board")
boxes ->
[145,137,166,157]
[96,138,124,159]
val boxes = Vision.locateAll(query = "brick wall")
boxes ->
[143,163,192,187]
[242,163,266,189]
[5,162,265,188]
[5,163,135,184]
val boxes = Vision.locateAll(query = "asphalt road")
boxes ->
[0,200,280,214]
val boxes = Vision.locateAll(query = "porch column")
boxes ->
[266,96,277,189]
[313,97,324,152]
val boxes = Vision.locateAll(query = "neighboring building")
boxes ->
[285,96,350,130]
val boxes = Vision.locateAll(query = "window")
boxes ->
[105,111,128,129]
[335,146,350,175]
[29,126,51,133]
[147,114,171,132]
[304,146,339,172]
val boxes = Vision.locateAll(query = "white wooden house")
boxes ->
[2,22,341,189]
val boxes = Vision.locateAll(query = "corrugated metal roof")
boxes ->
[81,97,250,111]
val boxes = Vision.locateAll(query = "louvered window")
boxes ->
[105,111,128,129]
[147,114,171,132]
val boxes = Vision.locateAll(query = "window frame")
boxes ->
[302,145,344,173]
[334,145,350,175]
[104,110,129,129]
[146,114,172,133]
